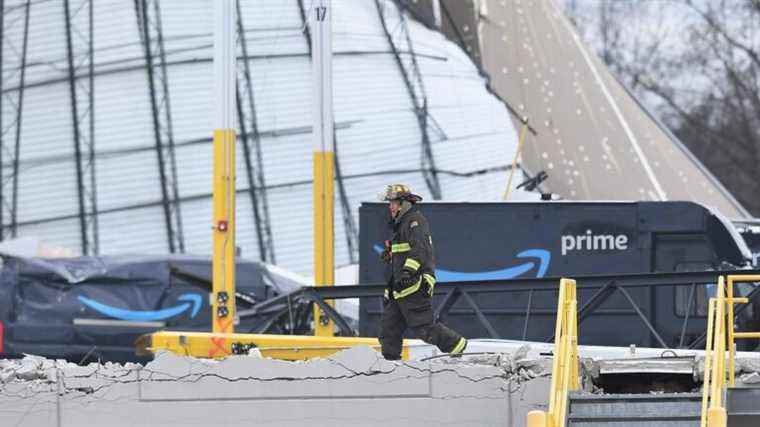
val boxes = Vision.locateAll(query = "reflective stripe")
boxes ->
[404,258,420,271]
[423,273,436,296]
[384,289,389,299]
[391,243,411,253]
[393,277,422,299]
[450,337,467,354]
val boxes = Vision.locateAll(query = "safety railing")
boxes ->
[236,269,760,348]
[527,278,579,427]
[700,274,760,427]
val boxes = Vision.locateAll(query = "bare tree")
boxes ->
[566,0,760,215]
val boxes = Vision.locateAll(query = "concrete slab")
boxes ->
[0,345,552,427]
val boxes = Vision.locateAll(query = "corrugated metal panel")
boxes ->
[250,55,312,132]
[174,142,212,199]
[92,70,156,153]
[16,83,75,161]
[263,184,313,270]
[96,150,162,211]
[165,63,213,144]
[98,206,167,255]
[1,0,520,275]
[235,191,262,262]
[92,0,145,71]
[16,159,78,222]
[21,1,68,87]
[16,217,81,251]
[238,0,306,57]
[176,198,212,256]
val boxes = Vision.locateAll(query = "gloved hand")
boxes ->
[380,240,392,264]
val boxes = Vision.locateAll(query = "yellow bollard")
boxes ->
[707,407,727,427]
[526,410,549,427]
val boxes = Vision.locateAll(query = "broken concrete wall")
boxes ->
[0,346,551,427]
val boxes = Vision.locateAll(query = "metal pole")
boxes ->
[212,0,236,334]
[1,0,6,240]
[311,0,335,337]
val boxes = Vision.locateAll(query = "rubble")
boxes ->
[3,343,757,425]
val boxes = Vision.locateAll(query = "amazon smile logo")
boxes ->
[78,293,203,321]
[372,245,550,281]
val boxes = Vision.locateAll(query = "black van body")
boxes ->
[359,201,754,347]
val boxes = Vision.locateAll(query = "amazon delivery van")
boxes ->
[358,201,753,346]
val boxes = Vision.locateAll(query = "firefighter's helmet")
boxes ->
[379,184,423,203]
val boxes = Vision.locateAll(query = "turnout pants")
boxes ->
[379,286,466,360]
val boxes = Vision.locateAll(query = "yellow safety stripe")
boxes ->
[391,243,411,253]
[423,274,436,296]
[404,258,420,271]
[451,337,467,354]
[393,277,422,299]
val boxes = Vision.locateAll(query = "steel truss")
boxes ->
[134,0,185,253]
[0,0,31,240]
[63,0,99,254]
[237,270,760,349]
[375,0,442,199]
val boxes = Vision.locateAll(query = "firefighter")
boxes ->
[378,184,467,360]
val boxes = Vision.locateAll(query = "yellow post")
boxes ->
[211,0,237,335]
[727,276,735,387]
[212,129,236,334]
[569,298,580,390]
[558,299,577,427]
[311,0,335,337]
[313,152,335,336]
[547,279,568,416]
[710,277,726,409]
[707,407,727,427]
[530,278,578,427]
[701,298,717,427]
[526,410,549,427]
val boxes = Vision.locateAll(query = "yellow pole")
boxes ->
[570,284,579,390]
[707,407,727,427]
[313,152,335,336]
[701,298,716,427]
[503,117,529,200]
[547,279,567,417]
[312,0,334,337]
[211,0,236,334]
[727,276,735,387]
[710,277,725,408]
[526,410,548,427]
[212,129,236,333]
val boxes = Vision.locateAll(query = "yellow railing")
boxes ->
[701,274,760,427]
[527,278,579,427]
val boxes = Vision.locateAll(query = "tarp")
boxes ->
[0,255,303,362]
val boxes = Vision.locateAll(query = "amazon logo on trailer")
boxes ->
[560,229,630,255]
[78,293,203,322]
[373,245,551,280]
